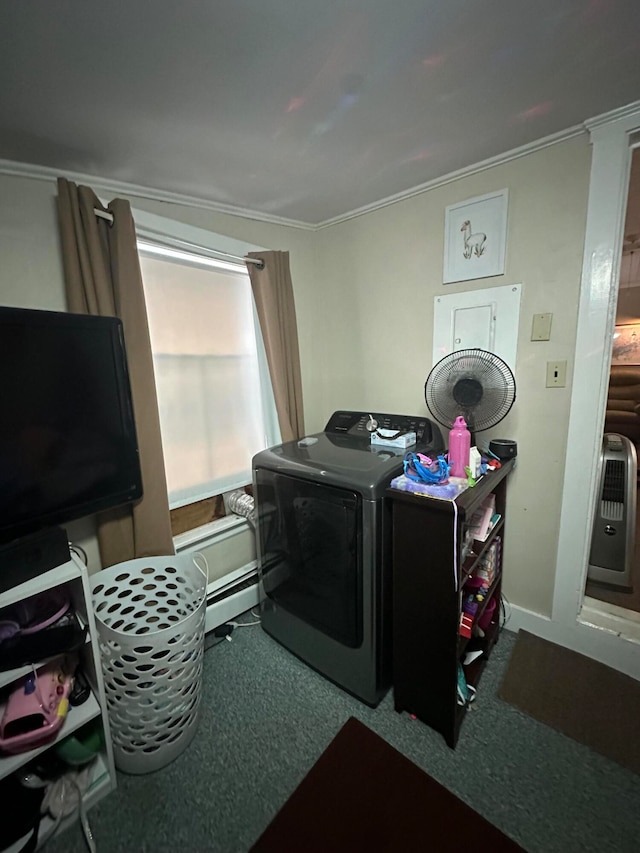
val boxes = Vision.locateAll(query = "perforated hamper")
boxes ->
[91,554,207,774]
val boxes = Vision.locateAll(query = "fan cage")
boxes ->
[425,348,516,432]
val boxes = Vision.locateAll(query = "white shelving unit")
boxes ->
[0,553,116,850]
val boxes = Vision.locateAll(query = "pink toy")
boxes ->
[0,657,75,755]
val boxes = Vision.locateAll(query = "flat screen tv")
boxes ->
[0,306,143,549]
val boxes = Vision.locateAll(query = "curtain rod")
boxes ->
[93,208,264,269]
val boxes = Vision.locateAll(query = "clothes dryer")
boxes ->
[252,410,443,706]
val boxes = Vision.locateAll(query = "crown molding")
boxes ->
[0,119,593,231]
[316,123,586,229]
[584,100,640,132]
[0,159,315,232]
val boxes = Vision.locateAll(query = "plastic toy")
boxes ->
[403,452,450,484]
[0,657,75,755]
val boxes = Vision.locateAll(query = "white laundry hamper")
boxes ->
[91,554,207,774]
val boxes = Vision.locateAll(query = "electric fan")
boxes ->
[424,348,516,436]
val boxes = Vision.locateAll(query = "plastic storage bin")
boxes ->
[91,555,207,774]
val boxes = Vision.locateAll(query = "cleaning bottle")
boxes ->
[448,416,471,478]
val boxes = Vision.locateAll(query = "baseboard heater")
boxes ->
[204,562,259,633]
[588,433,637,590]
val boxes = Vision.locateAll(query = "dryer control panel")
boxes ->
[324,410,444,453]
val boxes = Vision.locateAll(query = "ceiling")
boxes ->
[1,1,639,226]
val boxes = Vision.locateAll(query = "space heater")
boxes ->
[588,433,637,590]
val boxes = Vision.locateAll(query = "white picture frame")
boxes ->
[443,189,508,284]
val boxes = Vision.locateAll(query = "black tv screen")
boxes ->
[0,306,143,544]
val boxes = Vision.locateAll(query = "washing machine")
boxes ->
[252,410,444,706]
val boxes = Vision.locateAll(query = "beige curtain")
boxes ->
[56,177,174,566]
[247,251,305,442]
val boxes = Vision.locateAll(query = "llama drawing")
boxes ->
[460,220,486,259]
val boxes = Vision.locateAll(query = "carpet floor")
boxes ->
[45,622,640,853]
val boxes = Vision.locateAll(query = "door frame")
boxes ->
[552,101,640,677]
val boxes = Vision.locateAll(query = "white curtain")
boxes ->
[139,249,279,508]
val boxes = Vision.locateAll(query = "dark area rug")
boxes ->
[498,630,640,775]
[250,717,524,853]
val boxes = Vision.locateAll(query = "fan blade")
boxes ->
[424,348,516,432]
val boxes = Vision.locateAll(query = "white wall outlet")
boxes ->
[546,360,567,388]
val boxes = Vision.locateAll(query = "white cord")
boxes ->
[193,552,209,584]
[41,769,96,853]
[452,500,459,592]
[75,778,97,853]
[43,773,82,818]
[501,592,512,627]
[228,619,261,628]
[22,768,95,852]
[30,662,47,712]
[425,493,459,591]
[69,543,88,565]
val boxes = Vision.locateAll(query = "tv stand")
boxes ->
[0,527,70,594]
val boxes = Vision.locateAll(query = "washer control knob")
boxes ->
[365,415,378,432]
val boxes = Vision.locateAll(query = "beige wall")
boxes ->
[0,174,313,575]
[313,136,592,615]
[0,136,592,615]
[0,175,68,311]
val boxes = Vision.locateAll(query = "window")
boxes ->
[137,240,281,515]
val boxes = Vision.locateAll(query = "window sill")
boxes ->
[174,514,250,553]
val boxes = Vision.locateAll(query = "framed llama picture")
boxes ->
[443,189,508,284]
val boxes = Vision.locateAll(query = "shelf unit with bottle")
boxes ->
[387,459,514,748]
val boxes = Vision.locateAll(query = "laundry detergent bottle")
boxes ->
[448,416,471,478]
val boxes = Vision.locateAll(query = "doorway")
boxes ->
[585,148,640,614]
[552,104,640,680]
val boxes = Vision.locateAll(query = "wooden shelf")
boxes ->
[457,573,502,659]
[389,460,514,748]
[461,518,505,581]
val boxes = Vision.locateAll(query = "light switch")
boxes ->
[532,313,552,341]
[546,360,567,388]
